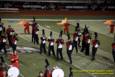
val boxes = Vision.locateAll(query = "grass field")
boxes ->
[2,16,115,77]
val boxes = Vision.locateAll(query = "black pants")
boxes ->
[85,44,90,56]
[92,47,97,60]
[12,44,17,52]
[67,50,72,64]
[34,35,39,45]
[8,36,12,46]
[40,43,46,54]
[56,48,63,60]
[32,33,34,42]
[0,31,2,36]
[112,49,115,62]
[73,41,78,53]
[78,38,81,47]
[0,43,7,54]
[69,72,73,77]
[48,46,55,56]
[81,41,86,52]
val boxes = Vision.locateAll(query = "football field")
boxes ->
[2,16,115,77]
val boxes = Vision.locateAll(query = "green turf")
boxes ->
[2,17,115,77]
[37,21,113,53]
[17,37,90,77]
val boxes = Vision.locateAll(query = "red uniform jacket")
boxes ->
[11,36,17,45]
[6,28,14,36]
[47,70,52,77]
[10,53,19,68]
[32,22,37,33]
[24,22,29,28]
[48,39,54,46]
[92,39,100,48]
[82,33,89,42]
[56,39,64,45]
[64,23,70,33]
[73,32,77,40]
[66,41,72,49]
[110,24,115,33]
[41,36,47,44]
[0,67,4,77]
[112,43,115,49]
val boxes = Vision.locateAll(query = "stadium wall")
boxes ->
[0,10,115,17]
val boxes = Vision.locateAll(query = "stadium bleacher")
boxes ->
[0,0,115,11]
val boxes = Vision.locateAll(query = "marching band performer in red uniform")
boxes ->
[11,34,18,53]
[33,26,39,45]
[66,33,73,64]
[6,25,15,46]
[112,34,115,63]
[48,31,55,56]
[40,29,47,54]
[73,30,78,54]
[10,52,19,68]
[24,21,30,34]
[81,26,89,53]
[57,18,70,34]
[91,32,100,61]
[72,24,81,54]
[31,17,38,43]
[85,34,91,56]
[0,36,7,54]
[104,19,115,33]
[56,31,64,60]
[63,22,70,33]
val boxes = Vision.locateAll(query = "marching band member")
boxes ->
[56,31,64,60]
[66,33,73,64]
[48,31,55,56]
[40,29,47,54]
[91,32,100,61]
